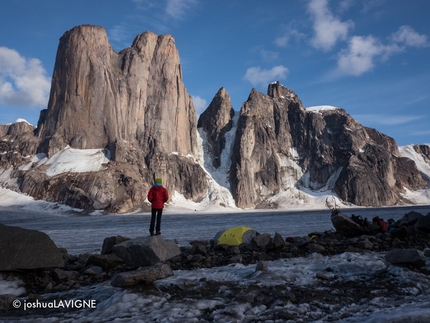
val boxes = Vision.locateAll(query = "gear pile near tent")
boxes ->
[214,226,258,246]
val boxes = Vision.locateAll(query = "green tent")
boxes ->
[214,226,257,246]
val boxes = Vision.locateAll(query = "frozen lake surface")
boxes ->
[1,204,430,255]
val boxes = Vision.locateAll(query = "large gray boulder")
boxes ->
[0,224,65,271]
[112,235,181,267]
[111,263,173,287]
[101,235,131,255]
[415,213,430,232]
[331,211,364,236]
[385,248,426,268]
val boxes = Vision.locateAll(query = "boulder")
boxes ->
[397,211,424,227]
[101,235,131,255]
[385,248,426,268]
[331,212,364,236]
[255,261,269,273]
[0,224,64,271]
[414,214,430,232]
[251,233,272,250]
[111,263,173,287]
[307,243,325,253]
[0,294,16,312]
[112,235,181,267]
[86,254,124,269]
[267,232,285,249]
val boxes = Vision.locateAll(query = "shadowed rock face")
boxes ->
[228,82,427,208]
[0,224,64,270]
[197,87,234,168]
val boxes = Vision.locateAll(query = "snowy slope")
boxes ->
[399,144,430,204]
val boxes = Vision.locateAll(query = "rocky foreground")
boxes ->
[1,211,430,321]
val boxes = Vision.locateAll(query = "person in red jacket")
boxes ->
[147,178,169,236]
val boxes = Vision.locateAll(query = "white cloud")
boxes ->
[259,48,279,62]
[275,27,306,48]
[411,130,430,136]
[391,25,429,48]
[354,114,424,126]
[192,95,207,114]
[337,36,383,76]
[166,0,197,19]
[0,47,51,107]
[275,35,289,48]
[243,66,289,87]
[336,26,428,77]
[361,0,387,14]
[308,0,354,51]
[336,35,403,76]
[108,25,128,43]
[339,0,355,12]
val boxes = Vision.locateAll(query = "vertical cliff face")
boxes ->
[228,82,427,208]
[28,25,208,211]
[197,87,234,168]
[229,84,304,208]
[36,25,197,159]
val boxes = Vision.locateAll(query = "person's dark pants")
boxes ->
[150,208,163,234]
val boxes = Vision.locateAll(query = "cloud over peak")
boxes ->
[336,25,428,76]
[0,47,51,107]
[243,66,289,87]
[391,25,430,48]
[166,0,197,19]
[308,0,354,51]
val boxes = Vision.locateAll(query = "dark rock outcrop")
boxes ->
[112,235,181,267]
[229,81,427,208]
[0,121,39,170]
[385,248,426,268]
[197,87,234,168]
[111,263,173,287]
[0,224,65,271]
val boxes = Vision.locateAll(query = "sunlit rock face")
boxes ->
[36,25,197,159]
[228,82,427,208]
[0,25,207,213]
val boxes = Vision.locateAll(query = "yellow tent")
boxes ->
[215,226,255,246]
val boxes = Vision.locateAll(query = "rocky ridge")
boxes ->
[0,25,429,212]
[227,82,427,208]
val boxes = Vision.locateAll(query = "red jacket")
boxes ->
[147,185,169,209]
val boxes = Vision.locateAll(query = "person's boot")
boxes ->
[156,231,161,235]
[150,231,154,236]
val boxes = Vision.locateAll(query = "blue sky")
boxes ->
[0,0,429,146]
